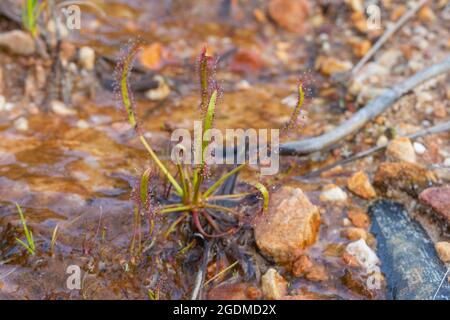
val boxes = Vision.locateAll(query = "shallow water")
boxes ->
[0,0,387,299]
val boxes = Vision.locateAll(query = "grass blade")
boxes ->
[16,203,35,253]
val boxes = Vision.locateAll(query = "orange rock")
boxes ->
[351,11,368,33]
[254,186,321,263]
[268,0,310,32]
[342,227,368,241]
[246,286,262,300]
[435,242,450,263]
[292,255,313,277]
[229,50,265,74]
[347,171,377,199]
[342,250,360,267]
[374,161,437,196]
[320,165,344,178]
[348,209,370,228]
[315,56,353,76]
[292,255,328,281]
[139,43,164,70]
[208,283,251,300]
[390,5,407,21]
[348,38,372,58]
[418,6,436,22]
[253,8,267,23]
[305,264,329,282]
[386,137,416,163]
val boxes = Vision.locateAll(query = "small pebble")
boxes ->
[444,158,450,167]
[52,100,76,116]
[79,46,96,71]
[413,142,426,155]
[236,79,251,91]
[14,117,29,131]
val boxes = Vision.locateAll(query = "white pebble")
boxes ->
[14,117,29,131]
[79,46,96,71]
[320,186,348,202]
[413,142,426,155]
[52,100,76,116]
[346,239,379,271]
[444,158,450,167]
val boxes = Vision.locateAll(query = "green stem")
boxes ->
[139,135,183,197]
[159,205,192,214]
[203,164,246,198]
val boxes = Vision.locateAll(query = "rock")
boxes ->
[207,283,260,300]
[435,242,450,263]
[144,75,170,101]
[376,135,388,146]
[342,227,368,241]
[254,186,320,263]
[341,270,375,298]
[292,255,313,277]
[261,268,288,300]
[139,43,164,70]
[267,0,310,32]
[342,251,360,267]
[236,79,251,91]
[348,38,371,58]
[14,117,29,131]
[79,46,96,71]
[348,209,370,228]
[413,142,426,155]
[320,184,348,202]
[315,56,353,76]
[374,161,437,196]
[418,5,436,22]
[230,50,265,74]
[292,255,328,281]
[386,137,416,163]
[347,171,376,199]
[346,239,379,271]
[51,100,76,116]
[445,158,450,167]
[0,30,35,55]
[369,200,450,299]
[419,186,450,222]
[304,264,328,282]
[0,98,14,114]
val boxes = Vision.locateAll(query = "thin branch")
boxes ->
[304,120,450,177]
[280,55,450,156]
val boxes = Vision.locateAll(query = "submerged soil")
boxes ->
[0,0,449,299]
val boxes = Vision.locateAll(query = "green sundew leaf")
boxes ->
[253,183,269,212]
[202,90,217,160]
[199,49,209,110]
[140,168,152,209]
[120,59,137,128]
[283,83,305,133]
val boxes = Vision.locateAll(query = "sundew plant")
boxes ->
[115,41,305,242]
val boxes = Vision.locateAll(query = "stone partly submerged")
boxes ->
[369,200,450,300]
[254,186,321,263]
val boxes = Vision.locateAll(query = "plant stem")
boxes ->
[203,164,246,198]
[139,135,183,196]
